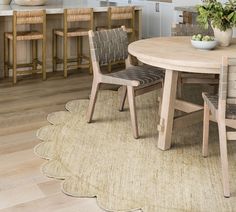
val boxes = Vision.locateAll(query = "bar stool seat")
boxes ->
[54,28,89,37]
[5,31,43,41]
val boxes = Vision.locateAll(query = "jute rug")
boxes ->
[34,89,236,212]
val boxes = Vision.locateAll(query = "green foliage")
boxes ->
[197,0,236,31]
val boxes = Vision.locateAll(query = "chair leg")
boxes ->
[87,81,100,123]
[89,48,93,74]
[119,86,127,111]
[63,36,68,78]
[202,102,210,157]
[218,121,230,198]
[127,86,139,139]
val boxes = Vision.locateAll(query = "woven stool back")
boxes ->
[65,8,93,22]
[108,6,135,30]
[109,6,134,21]
[14,10,45,25]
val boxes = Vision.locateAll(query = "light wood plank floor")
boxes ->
[1,71,235,212]
[0,71,109,212]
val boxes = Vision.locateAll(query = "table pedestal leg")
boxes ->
[157,69,178,150]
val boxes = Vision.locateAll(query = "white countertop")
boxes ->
[174,6,196,13]
[0,0,141,16]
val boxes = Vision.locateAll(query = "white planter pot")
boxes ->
[14,0,47,5]
[213,27,233,47]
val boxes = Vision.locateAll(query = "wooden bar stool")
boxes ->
[52,8,93,77]
[4,10,46,84]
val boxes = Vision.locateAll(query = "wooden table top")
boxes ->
[128,36,236,74]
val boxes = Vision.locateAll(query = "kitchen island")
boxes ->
[0,0,141,77]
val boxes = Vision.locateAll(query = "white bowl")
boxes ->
[191,39,218,50]
[14,0,47,6]
[0,0,11,4]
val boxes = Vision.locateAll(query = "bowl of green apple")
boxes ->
[191,34,218,50]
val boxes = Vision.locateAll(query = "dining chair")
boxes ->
[87,27,164,138]
[52,8,94,77]
[4,10,46,84]
[202,57,236,198]
[171,23,219,97]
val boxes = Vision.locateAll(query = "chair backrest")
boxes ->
[171,23,213,36]
[88,27,129,75]
[108,6,135,29]
[64,8,93,30]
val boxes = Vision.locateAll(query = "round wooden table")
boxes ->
[128,36,236,150]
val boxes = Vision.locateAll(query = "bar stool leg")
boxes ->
[42,37,46,80]
[32,40,37,72]
[77,36,82,69]
[36,40,38,69]
[12,39,17,84]
[63,35,68,78]
[108,63,112,72]
[52,30,57,72]
[42,12,46,80]
[7,38,10,77]
[4,33,8,78]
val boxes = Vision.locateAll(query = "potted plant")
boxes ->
[197,0,236,46]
